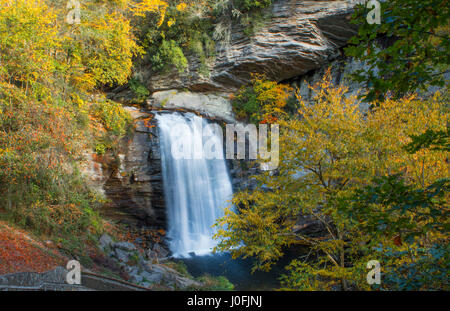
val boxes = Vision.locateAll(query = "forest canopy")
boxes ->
[0,0,448,291]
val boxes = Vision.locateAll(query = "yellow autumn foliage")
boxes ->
[215,71,449,278]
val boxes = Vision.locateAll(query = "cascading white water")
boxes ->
[155,112,233,258]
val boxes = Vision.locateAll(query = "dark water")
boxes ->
[180,250,303,290]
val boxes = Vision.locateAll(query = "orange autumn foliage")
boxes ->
[0,221,65,275]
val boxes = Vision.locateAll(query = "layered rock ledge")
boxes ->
[142,0,357,93]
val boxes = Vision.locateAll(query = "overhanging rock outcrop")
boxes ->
[143,0,358,93]
[148,90,235,123]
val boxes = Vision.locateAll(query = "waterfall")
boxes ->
[155,112,233,258]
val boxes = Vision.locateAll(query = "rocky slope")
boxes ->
[0,233,202,291]
[97,234,202,290]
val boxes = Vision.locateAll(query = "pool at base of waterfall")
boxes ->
[154,111,301,290]
[178,249,305,291]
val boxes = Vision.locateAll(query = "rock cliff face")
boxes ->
[141,0,357,93]
[106,107,166,228]
[99,0,360,229]
[146,57,369,124]
[149,90,236,123]
[290,56,369,110]
[81,107,166,228]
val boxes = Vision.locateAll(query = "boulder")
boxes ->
[149,264,170,275]
[146,249,158,261]
[128,267,143,284]
[112,242,137,252]
[140,270,163,284]
[172,275,201,289]
[152,243,170,259]
[138,259,153,271]
[114,248,130,263]
[99,234,113,252]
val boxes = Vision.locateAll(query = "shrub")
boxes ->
[164,260,191,277]
[140,1,215,75]
[234,0,272,11]
[153,39,188,73]
[231,74,293,124]
[129,78,150,103]
[91,100,133,137]
[0,84,105,242]
[196,275,235,291]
